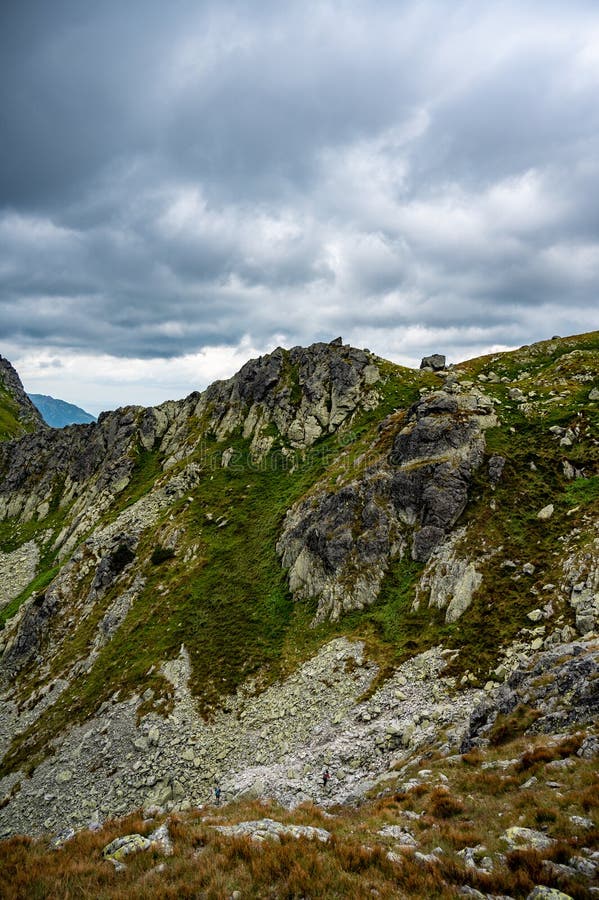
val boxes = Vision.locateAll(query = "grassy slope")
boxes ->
[443,331,599,676]
[0,364,425,773]
[1,332,598,776]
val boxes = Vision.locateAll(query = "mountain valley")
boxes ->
[0,333,597,898]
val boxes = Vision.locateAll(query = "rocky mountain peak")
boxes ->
[199,338,381,455]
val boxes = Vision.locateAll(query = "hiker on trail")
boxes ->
[214,784,222,805]
[322,769,330,789]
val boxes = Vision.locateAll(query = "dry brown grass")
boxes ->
[488,703,542,745]
[0,807,459,899]
[516,733,585,772]
[579,786,599,814]
[1,729,598,899]
[460,747,484,766]
[427,788,465,820]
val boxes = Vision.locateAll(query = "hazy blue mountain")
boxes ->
[28,393,96,427]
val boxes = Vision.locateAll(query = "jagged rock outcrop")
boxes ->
[460,639,599,751]
[413,525,495,623]
[388,389,495,559]
[277,389,497,621]
[0,340,378,530]
[0,409,138,525]
[420,353,446,371]
[197,338,380,456]
[0,395,203,548]
[277,472,403,622]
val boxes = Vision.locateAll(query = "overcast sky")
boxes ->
[2,0,599,415]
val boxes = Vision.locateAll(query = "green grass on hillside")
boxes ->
[0,383,41,441]
[0,389,26,441]
[2,333,598,776]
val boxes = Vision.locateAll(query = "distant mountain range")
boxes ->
[28,393,96,427]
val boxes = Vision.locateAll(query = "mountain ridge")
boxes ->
[0,332,597,897]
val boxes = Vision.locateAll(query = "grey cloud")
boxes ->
[1,0,599,383]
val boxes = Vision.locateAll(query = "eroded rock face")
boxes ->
[277,472,403,622]
[196,340,380,455]
[278,390,496,622]
[0,409,139,526]
[563,536,599,635]
[0,463,201,678]
[389,391,494,560]
[413,526,494,624]
[0,541,39,612]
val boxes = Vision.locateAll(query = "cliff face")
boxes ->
[277,388,497,622]
[0,332,597,839]
[0,356,45,439]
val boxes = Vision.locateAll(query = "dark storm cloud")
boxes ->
[1,0,599,390]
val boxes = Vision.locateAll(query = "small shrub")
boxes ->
[428,788,465,819]
[549,840,577,865]
[150,546,175,565]
[517,733,584,771]
[488,704,541,746]
[555,733,584,756]
[408,783,429,798]
[580,786,599,813]
[461,748,483,766]
[534,807,557,825]
[333,839,389,875]
[506,848,544,881]
[517,745,557,771]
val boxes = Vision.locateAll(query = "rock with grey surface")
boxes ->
[278,389,497,621]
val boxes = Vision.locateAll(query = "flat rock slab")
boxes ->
[102,823,173,863]
[212,818,330,843]
[526,886,575,900]
[102,833,152,862]
[502,826,556,851]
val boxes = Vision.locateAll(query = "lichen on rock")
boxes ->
[278,389,496,622]
[413,526,494,623]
